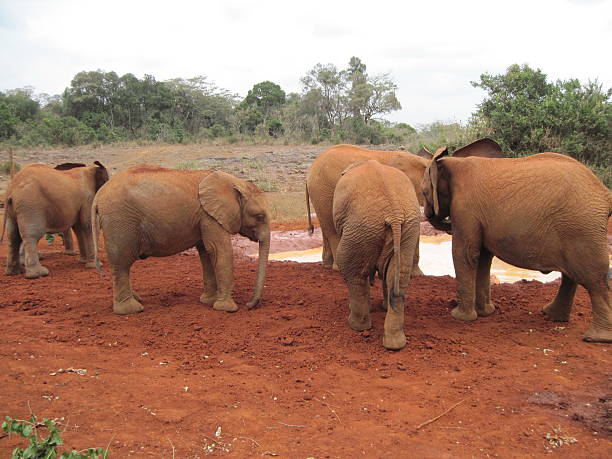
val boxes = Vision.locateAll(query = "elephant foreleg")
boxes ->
[196,242,218,304]
[475,249,495,317]
[74,221,96,268]
[203,235,238,313]
[451,235,479,322]
[411,241,424,277]
[542,273,576,322]
[5,216,23,275]
[62,230,77,255]
[111,264,143,315]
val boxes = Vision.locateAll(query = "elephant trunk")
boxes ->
[246,232,270,309]
[427,215,453,234]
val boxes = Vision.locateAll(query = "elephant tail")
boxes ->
[306,181,314,236]
[0,197,10,243]
[91,200,103,274]
[388,221,404,312]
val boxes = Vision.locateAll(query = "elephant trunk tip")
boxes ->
[246,297,260,310]
[307,225,314,236]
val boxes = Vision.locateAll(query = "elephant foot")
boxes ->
[132,291,142,302]
[332,263,340,271]
[411,266,425,277]
[583,325,612,343]
[451,305,477,322]
[383,331,407,351]
[5,264,24,276]
[113,297,144,315]
[348,312,372,331]
[25,265,49,279]
[213,298,238,313]
[79,257,87,264]
[477,302,496,317]
[199,292,217,304]
[84,261,97,269]
[542,302,571,322]
[63,249,78,256]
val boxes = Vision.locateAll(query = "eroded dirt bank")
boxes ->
[0,241,610,458]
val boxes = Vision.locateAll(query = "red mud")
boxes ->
[1,232,611,458]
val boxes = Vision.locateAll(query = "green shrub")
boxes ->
[2,415,108,458]
[0,160,21,174]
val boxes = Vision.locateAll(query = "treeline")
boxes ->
[0,57,408,147]
[0,60,610,178]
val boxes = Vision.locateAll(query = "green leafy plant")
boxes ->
[2,415,108,458]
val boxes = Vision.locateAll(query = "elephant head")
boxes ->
[421,138,504,232]
[54,161,109,192]
[198,171,271,308]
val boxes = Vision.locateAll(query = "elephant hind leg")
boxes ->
[62,230,77,255]
[336,236,372,331]
[582,273,612,343]
[111,264,143,314]
[5,215,24,275]
[17,217,49,279]
[542,273,577,322]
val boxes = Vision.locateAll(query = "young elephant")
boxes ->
[422,147,612,342]
[306,144,430,273]
[333,160,421,350]
[4,161,109,278]
[92,165,270,315]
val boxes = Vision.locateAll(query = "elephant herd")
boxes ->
[3,138,612,350]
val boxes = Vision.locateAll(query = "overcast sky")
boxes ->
[1,0,610,126]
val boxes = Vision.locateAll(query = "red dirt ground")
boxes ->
[1,224,611,458]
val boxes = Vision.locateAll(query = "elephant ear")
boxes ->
[198,171,242,234]
[430,146,449,216]
[452,138,505,158]
[416,147,433,159]
[54,162,86,170]
[93,161,109,191]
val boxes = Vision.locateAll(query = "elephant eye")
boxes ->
[255,214,266,222]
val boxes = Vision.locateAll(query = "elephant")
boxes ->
[333,160,421,350]
[422,144,612,343]
[306,144,430,273]
[4,161,109,278]
[92,165,270,315]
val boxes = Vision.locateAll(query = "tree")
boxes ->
[471,64,611,167]
[242,81,286,122]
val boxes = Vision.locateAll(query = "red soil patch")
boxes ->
[0,236,610,457]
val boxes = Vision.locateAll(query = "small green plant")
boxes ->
[174,161,199,170]
[244,158,264,170]
[2,415,108,458]
[0,161,21,174]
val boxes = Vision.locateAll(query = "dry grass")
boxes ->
[266,192,308,222]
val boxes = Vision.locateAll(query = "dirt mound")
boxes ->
[0,240,610,457]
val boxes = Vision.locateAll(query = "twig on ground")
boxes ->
[235,436,261,447]
[277,421,305,428]
[313,397,341,423]
[167,436,175,459]
[415,399,466,431]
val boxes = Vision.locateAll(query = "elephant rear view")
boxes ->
[333,160,421,350]
[4,161,109,278]
[92,165,271,315]
[422,147,612,342]
[306,144,429,273]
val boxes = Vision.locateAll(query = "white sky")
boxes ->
[1,0,610,126]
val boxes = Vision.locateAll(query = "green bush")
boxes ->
[2,415,108,458]
[0,160,21,174]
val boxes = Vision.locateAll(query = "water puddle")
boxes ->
[269,234,562,284]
